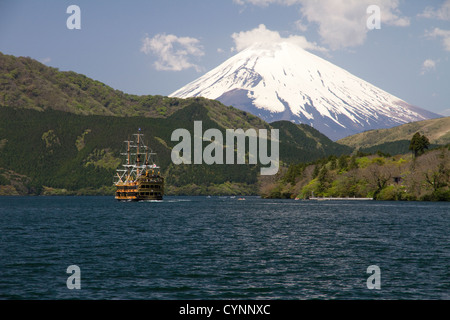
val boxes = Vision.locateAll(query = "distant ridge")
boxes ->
[338,117,450,150]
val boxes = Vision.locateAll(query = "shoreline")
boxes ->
[1,194,449,202]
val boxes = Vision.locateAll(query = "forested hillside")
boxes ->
[260,146,450,201]
[0,105,350,196]
[1,51,447,199]
[338,117,450,154]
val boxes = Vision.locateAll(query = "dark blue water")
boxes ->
[0,196,448,300]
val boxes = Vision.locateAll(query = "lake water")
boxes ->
[0,196,448,300]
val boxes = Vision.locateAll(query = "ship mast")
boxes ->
[127,138,131,182]
[136,133,140,176]
[115,129,161,186]
[127,138,130,166]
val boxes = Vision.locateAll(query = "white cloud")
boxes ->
[231,24,327,53]
[141,34,204,72]
[419,0,450,21]
[40,57,51,64]
[426,28,450,52]
[233,0,275,6]
[300,0,410,50]
[294,19,308,32]
[421,59,437,75]
[234,0,410,50]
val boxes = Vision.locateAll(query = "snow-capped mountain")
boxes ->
[170,42,440,140]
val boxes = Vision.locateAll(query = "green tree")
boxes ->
[349,155,359,170]
[409,132,430,158]
[317,166,330,194]
[312,164,321,178]
[338,155,348,171]
[0,174,9,185]
[424,150,449,194]
[329,156,337,170]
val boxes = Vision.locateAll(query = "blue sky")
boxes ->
[0,0,449,115]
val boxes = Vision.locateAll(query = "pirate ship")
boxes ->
[114,130,164,201]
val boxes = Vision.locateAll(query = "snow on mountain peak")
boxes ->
[170,41,440,140]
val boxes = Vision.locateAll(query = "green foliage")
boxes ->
[421,189,450,201]
[312,164,321,178]
[84,149,121,170]
[348,155,359,170]
[356,157,371,168]
[0,52,201,118]
[377,185,407,201]
[329,156,337,170]
[338,155,348,171]
[0,101,352,195]
[317,166,330,193]
[5,50,445,200]
[300,179,319,198]
[409,132,430,158]
[265,146,450,201]
[0,51,359,196]
[0,174,9,185]
[338,117,450,150]
[42,130,60,149]
[271,121,352,164]
[267,184,293,199]
[75,129,91,151]
[283,163,305,185]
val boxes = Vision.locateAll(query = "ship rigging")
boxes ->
[114,130,164,201]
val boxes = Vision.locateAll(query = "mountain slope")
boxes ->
[0,50,351,195]
[0,105,350,195]
[272,121,351,163]
[338,117,450,149]
[170,42,440,140]
[0,51,184,117]
[0,51,275,131]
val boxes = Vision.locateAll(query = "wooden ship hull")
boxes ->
[115,176,164,201]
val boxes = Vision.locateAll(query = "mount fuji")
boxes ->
[170,42,440,140]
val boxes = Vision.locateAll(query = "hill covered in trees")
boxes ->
[1,51,448,200]
[260,146,450,201]
[337,117,450,155]
[0,104,350,196]
[0,51,190,118]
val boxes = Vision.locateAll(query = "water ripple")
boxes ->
[0,196,448,299]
